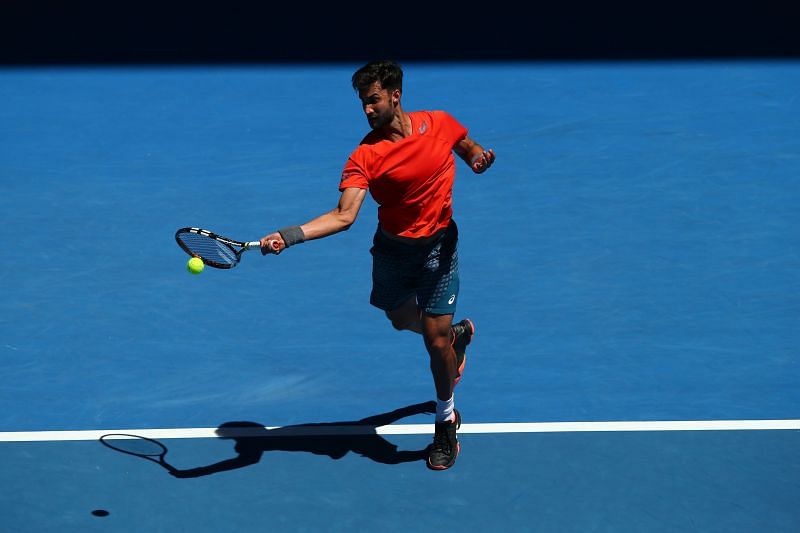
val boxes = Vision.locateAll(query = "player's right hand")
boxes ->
[260,233,285,255]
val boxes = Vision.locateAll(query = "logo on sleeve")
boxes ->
[419,121,428,134]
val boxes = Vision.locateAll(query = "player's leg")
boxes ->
[421,312,462,470]
[369,228,420,329]
[421,313,458,401]
[385,295,423,333]
[417,220,473,385]
[417,221,467,470]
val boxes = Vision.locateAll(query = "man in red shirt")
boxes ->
[260,60,495,470]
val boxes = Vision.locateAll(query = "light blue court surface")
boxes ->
[1,61,799,532]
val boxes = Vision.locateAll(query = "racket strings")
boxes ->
[177,233,238,266]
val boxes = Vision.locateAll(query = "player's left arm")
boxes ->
[454,136,496,174]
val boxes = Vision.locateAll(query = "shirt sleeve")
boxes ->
[339,146,370,191]
[434,110,468,146]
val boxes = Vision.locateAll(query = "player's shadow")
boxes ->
[165,401,435,478]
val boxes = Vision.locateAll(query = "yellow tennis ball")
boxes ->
[187,257,204,274]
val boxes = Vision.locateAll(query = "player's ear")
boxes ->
[392,88,401,105]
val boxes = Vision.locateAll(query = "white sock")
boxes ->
[436,395,454,423]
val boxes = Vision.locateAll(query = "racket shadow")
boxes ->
[103,401,436,478]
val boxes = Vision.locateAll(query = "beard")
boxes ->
[368,102,394,130]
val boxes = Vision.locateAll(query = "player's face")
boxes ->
[359,82,397,130]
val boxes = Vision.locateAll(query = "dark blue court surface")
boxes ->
[5,431,800,532]
[1,62,798,532]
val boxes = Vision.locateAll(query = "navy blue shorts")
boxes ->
[369,220,460,315]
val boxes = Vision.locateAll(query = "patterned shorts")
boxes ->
[369,220,460,315]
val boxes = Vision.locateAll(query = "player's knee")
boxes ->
[424,334,451,357]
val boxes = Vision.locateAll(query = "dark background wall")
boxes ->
[1,1,798,64]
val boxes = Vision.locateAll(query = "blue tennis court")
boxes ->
[1,61,798,532]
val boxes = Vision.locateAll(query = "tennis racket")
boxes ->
[100,434,174,471]
[175,227,277,269]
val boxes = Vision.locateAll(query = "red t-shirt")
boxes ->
[339,110,468,238]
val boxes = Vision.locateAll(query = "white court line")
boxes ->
[0,419,798,442]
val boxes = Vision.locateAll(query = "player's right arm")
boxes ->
[260,187,367,254]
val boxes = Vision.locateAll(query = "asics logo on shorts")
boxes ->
[448,294,456,304]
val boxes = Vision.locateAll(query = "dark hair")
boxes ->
[351,60,403,93]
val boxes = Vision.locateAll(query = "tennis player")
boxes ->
[260,59,495,470]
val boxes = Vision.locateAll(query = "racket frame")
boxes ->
[175,227,262,269]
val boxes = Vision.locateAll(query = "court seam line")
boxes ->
[1,419,799,442]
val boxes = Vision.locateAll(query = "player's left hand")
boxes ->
[470,149,495,173]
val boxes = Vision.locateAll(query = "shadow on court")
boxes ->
[101,402,435,478]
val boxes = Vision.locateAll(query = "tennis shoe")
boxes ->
[451,319,474,385]
[427,409,461,470]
